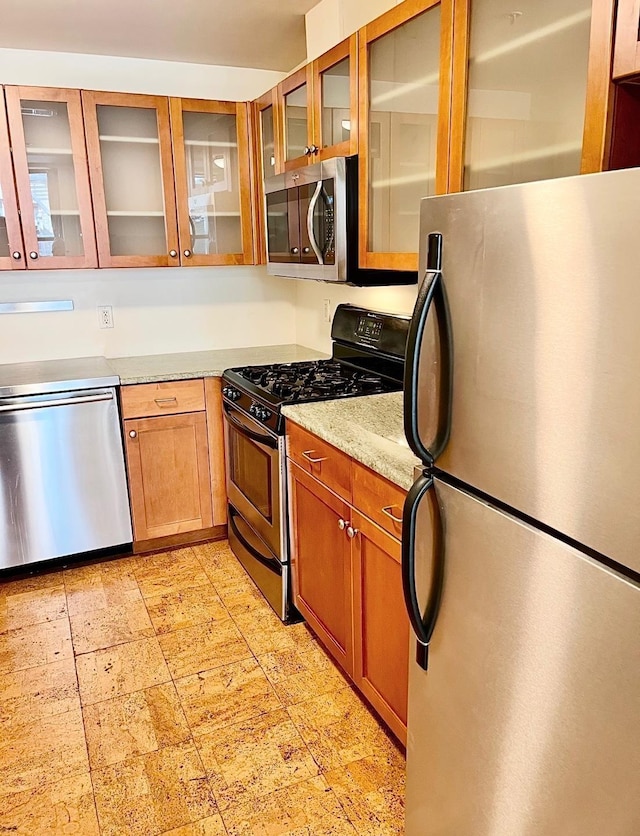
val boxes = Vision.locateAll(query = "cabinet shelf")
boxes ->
[106,210,165,217]
[184,139,238,148]
[26,147,74,155]
[99,135,160,145]
[466,141,582,174]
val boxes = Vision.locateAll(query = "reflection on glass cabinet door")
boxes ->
[0,91,24,269]
[171,99,253,266]
[360,1,446,270]
[320,57,352,150]
[4,86,96,269]
[280,66,314,169]
[261,105,277,179]
[461,0,592,190]
[314,35,358,160]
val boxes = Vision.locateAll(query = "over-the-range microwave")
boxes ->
[264,156,417,287]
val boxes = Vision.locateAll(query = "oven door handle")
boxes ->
[228,508,283,576]
[223,403,278,450]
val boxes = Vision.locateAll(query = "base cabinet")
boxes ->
[288,424,410,745]
[121,377,227,550]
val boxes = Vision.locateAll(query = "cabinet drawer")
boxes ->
[352,460,406,540]
[287,422,352,502]
[121,379,205,418]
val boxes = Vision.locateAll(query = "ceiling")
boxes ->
[0,0,318,72]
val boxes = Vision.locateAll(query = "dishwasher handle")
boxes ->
[0,390,114,413]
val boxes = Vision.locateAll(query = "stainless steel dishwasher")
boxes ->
[0,357,132,569]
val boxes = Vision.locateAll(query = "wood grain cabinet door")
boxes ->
[351,509,409,745]
[289,462,354,676]
[0,89,24,270]
[124,412,213,542]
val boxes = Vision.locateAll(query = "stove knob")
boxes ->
[260,407,271,421]
[229,388,241,401]
[222,387,230,397]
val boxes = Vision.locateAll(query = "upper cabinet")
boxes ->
[613,0,640,78]
[449,0,616,191]
[170,98,255,266]
[2,86,97,270]
[277,35,359,171]
[82,91,179,268]
[254,88,281,180]
[358,0,453,272]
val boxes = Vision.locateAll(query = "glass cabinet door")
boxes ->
[279,66,314,169]
[0,90,24,270]
[4,86,96,269]
[455,0,594,192]
[170,98,254,266]
[82,91,178,267]
[613,0,640,79]
[359,0,451,271]
[313,35,358,160]
[255,89,280,179]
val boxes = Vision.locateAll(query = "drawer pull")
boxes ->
[346,525,359,539]
[302,449,328,464]
[381,505,403,524]
[154,397,178,406]
[338,518,348,531]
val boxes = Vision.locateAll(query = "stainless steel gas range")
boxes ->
[221,304,410,622]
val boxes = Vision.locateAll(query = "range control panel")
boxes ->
[356,315,383,342]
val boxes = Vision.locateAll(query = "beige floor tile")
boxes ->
[76,636,171,706]
[160,815,228,836]
[70,596,154,654]
[92,741,218,836]
[287,687,402,773]
[0,657,79,722]
[159,618,252,679]
[258,643,348,707]
[220,775,357,836]
[175,657,281,737]
[64,562,141,618]
[231,607,299,658]
[0,570,65,599]
[0,584,67,632]
[196,708,319,811]
[324,754,406,835]
[136,548,211,599]
[84,681,192,769]
[0,617,72,675]
[0,708,89,797]
[146,584,228,635]
[0,772,100,835]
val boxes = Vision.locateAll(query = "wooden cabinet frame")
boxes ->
[312,34,359,161]
[82,90,179,268]
[5,86,97,269]
[170,98,254,266]
[448,0,617,191]
[278,65,315,171]
[357,0,455,272]
[0,90,24,270]
[613,0,640,79]
[251,88,282,263]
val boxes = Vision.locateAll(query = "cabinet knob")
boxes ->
[304,145,311,156]
[346,525,359,539]
[338,518,346,531]
[309,144,319,154]
[129,430,137,439]
[29,251,38,259]
[169,249,178,258]
[302,247,310,254]
[11,251,21,260]
[183,249,192,258]
[291,247,299,255]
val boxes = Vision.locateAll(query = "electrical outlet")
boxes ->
[98,305,114,329]
[323,298,331,323]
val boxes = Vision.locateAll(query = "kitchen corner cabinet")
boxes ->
[287,422,409,744]
[613,0,640,79]
[358,0,454,273]
[277,35,359,171]
[121,377,226,550]
[1,86,97,270]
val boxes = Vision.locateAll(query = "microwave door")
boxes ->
[266,188,301,263]
[298,179,336,267]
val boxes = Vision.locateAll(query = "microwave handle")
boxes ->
[306,180,324,265]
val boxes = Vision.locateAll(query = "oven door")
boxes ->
[223,401,282,559]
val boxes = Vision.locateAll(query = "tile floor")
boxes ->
[0,541,405,835]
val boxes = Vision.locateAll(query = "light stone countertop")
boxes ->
[0,356,119,398]
[108,344,328,385]
[282,392,421,490]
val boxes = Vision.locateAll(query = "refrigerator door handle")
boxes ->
[402,472,445,671]
[403,232,452,464]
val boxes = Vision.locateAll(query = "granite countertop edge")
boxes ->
[282,393,420,491]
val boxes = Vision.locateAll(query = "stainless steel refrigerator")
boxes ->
[402,167,640,835]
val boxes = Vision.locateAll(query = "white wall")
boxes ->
[0,267,297,363]
[294,279,418,354]
[306,0,399,60]
[0,48,285,100]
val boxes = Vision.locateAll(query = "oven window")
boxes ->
[230,430,273,521]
